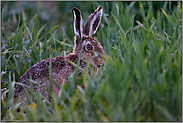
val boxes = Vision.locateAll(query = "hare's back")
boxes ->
[20,56,66,81]
[14,56,66,98]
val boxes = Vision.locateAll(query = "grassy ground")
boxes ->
[1,1,182,121]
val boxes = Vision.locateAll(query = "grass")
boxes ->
[1,1,182,122]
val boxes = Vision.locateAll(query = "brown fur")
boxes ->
[14,6,104,102]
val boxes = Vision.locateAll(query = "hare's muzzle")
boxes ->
[96,58,104,67]
[92,53,105,68]
[94,56,104,75]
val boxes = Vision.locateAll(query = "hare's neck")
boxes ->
[65,53,86,69]
[73,47,82,55]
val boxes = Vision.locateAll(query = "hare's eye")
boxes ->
[86,44,93,51]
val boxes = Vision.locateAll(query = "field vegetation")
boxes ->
[1,1,182,121]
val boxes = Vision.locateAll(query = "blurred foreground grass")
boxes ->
[1,1,182,121]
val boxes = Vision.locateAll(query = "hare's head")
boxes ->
[72,6,105,69]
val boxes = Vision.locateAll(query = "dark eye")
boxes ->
[86,44,93,51]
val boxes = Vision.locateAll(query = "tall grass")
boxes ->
[1,1,182,121]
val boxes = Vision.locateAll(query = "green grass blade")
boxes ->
[111,12,125,35]
[13,55,21,75]
[34,13,39,40]
[40,25,59,41]
[1,54,13,71]
[49,57,53,95]
[139,1,145,20]
[161,8,176,27]
[155,102,176,121]
[136,20,147,31]
[23,22,33,41]
[23,86,32,105]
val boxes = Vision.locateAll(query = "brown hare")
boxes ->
[14,6,105,102]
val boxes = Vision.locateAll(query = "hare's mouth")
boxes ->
[94,67,98,75]
[92,61,104,68]
[96,63,104,68]
[93,64,104,68]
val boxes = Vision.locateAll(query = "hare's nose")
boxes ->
[100,59,103,63]
[100,59,104,66]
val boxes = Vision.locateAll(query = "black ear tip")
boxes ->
[72,7,80,13]
[98,5,103,10]
[72,7,77,11]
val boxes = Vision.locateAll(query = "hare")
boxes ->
[14,6,105,102]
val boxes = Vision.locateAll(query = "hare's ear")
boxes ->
[72,7,83,42]
[84,6,103,36]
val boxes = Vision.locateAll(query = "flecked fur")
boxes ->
[14,6,104,102]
